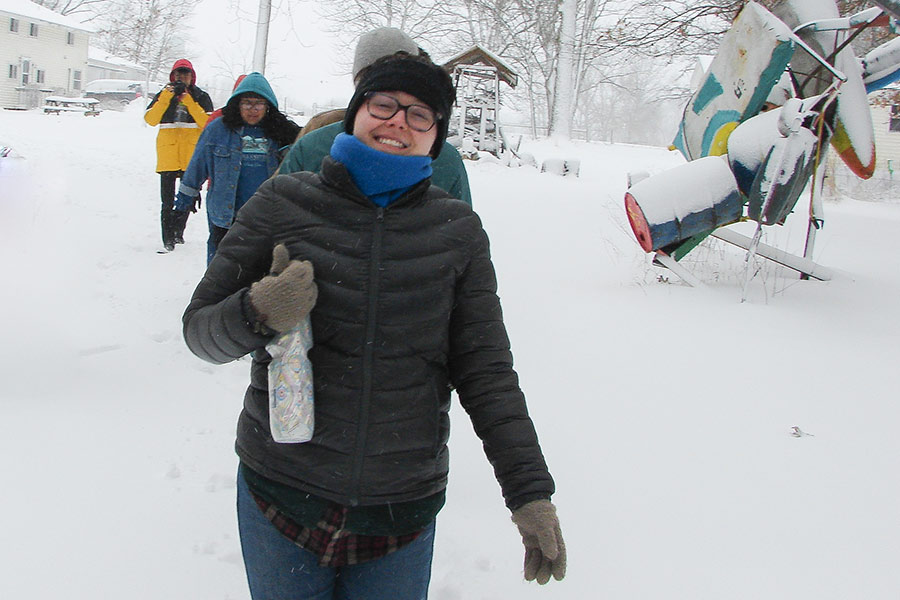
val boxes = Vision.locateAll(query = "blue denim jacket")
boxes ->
[176,118,281,228]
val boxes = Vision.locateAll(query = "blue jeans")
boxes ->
[236,468,435,600]
[206,215,228,265]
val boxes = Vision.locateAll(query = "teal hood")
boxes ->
[228,72,278,109]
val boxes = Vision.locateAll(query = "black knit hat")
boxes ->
[344,54,456,158]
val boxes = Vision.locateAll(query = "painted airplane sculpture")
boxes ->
[624,0,900,289]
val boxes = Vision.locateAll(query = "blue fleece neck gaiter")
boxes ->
[329,133,433,207]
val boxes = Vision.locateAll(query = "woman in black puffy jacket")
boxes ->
[182,51,566,600]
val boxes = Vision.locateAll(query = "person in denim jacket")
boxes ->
[176,72,300,264]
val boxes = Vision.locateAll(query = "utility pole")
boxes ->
[252,0,272,74]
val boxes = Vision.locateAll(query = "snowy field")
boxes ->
[1,103,899,599]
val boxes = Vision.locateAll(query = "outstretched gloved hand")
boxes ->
[248,244,317,333]
[511,499,566,584]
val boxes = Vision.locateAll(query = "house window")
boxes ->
[9,18,19,32]
[21,60,30,84]
[8,65,17,79]
[73,69,82,90]
[891,105,900,133]
[67,31,75,45]
[29,23,38,37]
[36,69,45,84]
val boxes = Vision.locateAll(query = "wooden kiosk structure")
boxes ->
[443,45,518,156]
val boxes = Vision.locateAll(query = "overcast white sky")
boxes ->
[185,0,355,112]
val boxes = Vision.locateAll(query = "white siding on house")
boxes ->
[1,5,90,108]
[870,103,900,175]
[825,99,900,201]
[86,47,148,83]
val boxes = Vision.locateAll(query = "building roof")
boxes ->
[442,45,518,88]
[0,0,94,32]
[88,46,146,72]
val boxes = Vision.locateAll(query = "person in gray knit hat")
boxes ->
[278,27,472,205]
[296,27,420,135]
[352,26,420,82]
[182,46,564,600]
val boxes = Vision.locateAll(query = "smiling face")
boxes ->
[352,90,438,157]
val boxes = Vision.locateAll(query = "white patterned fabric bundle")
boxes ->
[265,315,314,443]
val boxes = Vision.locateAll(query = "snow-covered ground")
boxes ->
[1,104,898,599]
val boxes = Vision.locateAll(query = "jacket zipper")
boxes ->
[350,206,385,505]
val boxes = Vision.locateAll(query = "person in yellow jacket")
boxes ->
[144,59,214,253]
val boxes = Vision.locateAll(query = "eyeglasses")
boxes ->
[173,68,192,75]
[239,99,268,111]
[364,92,440,132]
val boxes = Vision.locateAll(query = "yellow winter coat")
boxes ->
[144,89,211,172]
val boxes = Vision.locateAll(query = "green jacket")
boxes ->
[277,121,472,205]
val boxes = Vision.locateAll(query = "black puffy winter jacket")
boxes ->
[182,157,554,510]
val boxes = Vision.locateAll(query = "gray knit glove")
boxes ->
[511,499,566,584]
[248,244,317,333]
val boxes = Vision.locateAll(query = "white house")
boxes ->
[821,84,900,200]
[87,46,148,83]
[1,0,92,109]
[868,85,900,174]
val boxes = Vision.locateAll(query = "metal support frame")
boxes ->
[652,224,833,288]
[710,227,832,280]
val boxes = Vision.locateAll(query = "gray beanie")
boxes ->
[352,27,420,81]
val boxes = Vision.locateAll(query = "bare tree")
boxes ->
[599,1,741,59]
[586,0,896,145]
[310,0,617,140]
[309,0,890,145]
[600,0,891,60]
[314,0,447,45]
[447,0,610,140]
[91,0,201,80]
[429,0,566,137]
[575,52,688,144]
[551,0,577,139]
[28,0,106,17]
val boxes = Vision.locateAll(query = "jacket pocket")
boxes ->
[430,379,450,458]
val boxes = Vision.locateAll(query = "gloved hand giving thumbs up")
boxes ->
[248,244,317,333]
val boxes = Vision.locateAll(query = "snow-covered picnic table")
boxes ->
[42,96,101,116]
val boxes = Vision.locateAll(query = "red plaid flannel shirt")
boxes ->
[251,491,422,567]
